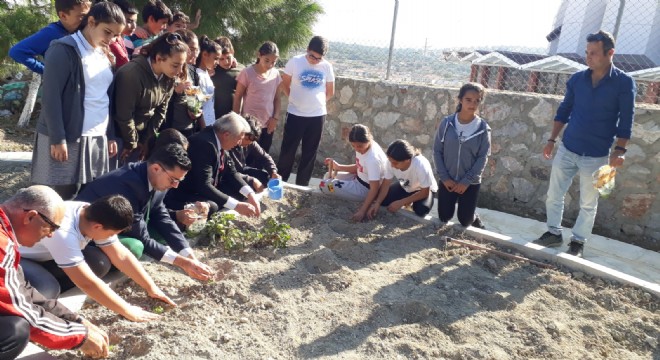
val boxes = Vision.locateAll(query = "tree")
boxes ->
[131,0,324,64]
[0,0,53,64]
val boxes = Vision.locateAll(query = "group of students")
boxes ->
[320,82,490,229]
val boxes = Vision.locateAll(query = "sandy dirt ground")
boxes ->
[38,189,658,360]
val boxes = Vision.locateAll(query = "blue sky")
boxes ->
[313,0,563,50]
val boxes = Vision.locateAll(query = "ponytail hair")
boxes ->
[78,1,126,31]
[195,35,221,67]
[386,139,419,161]
[455,82,485,113]
[139,31,188,61]
[255,41,279,64]
[348,124,372,144]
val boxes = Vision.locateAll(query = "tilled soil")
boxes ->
[46,190,658,360]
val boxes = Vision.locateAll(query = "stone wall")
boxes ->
[270,77,660,251]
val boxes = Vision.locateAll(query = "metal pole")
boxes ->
[386,0,399,80]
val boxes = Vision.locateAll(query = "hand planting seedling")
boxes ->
[153,305,165,314]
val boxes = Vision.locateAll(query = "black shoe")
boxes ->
[471,216,485,229]
[566,241,584,258]
[533,231,563,248]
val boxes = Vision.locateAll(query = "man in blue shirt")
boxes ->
[9,0,91,74]
[533,30,636,257]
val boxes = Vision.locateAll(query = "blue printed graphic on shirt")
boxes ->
[299,69,324,89]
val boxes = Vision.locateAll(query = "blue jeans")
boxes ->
[545,144,608,243]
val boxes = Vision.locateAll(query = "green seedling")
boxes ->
[153,305,164,314]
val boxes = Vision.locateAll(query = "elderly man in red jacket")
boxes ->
[0,185,108,359]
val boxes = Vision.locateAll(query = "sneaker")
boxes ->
[566,241,584,258]
[471,216,485,229]
[533,231,563,248]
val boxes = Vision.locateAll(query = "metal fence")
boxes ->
[314,0,660,105]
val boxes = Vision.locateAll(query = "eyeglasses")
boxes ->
[307,52,322,61]
[159,164,185,185]
[23,209,60,232]
[165,32,183,45]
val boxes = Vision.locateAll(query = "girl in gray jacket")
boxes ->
[433,83,491,228]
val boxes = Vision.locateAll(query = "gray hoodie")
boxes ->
[433,114,491,185]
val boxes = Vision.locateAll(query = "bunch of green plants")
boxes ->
[201,212,244,251]
[197,213,291,251]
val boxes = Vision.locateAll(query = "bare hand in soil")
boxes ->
[124,305,161,322]
[386,200,404,213]
[50,143,68,162]
[177,257,213,281]
[366,204,379,219]
[79,320,109,358]
[148,288,177,307]
[350,209,366,222]
[234,202,257,217]
[247,193,261,216]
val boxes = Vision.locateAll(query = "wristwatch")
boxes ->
[614,146,627,154]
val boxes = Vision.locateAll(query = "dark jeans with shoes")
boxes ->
[277,113,324,186]
[437,183,482,227]
[381,181,435,217]
[20,246,112,299]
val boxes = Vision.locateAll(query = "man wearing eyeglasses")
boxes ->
[0,186,109,359]
[534,30,636,258]
[76,144,213,281]
[165,112,261,218]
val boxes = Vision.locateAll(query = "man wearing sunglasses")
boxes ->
[277,36,335,186]
[76,144,213,281]
[0,186,109,359]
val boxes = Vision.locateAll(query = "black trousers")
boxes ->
[20,246,112,299]
[277,113,324,186]
[258,128,274,153]
[437,183,481,226]
[381,181,435,217]
[0,316,30,360]
[242,167,271,188]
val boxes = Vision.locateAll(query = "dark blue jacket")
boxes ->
[555,65,636,157]
[76,162,190,261]
[9,21,69,74]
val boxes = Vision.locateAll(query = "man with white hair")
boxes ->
[0,185,108,359]
[165,112,261,217]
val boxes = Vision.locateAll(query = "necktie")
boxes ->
[145,190,155,224]
[214,150,225,187]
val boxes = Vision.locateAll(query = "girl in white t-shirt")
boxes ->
[195,36,221,127]
[320,124,391,222]
[369,140,439,218]
[233,41,282,152]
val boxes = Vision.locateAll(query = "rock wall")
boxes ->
[270,77,660,251]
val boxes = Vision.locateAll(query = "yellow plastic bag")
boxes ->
[592,165,616,197]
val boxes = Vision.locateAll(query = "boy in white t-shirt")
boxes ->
[277,36,335,186]
[19,195,174,322]
[369,140,439,218]
[320,124,391,222]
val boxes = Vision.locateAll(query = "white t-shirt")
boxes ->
[73,31,113,136]
[197,68,216,126]
[454,114,482,140]
[284,54,335,117]
[389,155,439,193]
[355,141,392,184]
[19,201,117,267]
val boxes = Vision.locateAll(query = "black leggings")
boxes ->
[20,246,112,299]
[381,181,435,217]
[277,113,325,186]
[437,183,481,226]
[0,316,30,360]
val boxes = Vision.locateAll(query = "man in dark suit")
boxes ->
[76,144,213,281]
[165,112,261,217]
